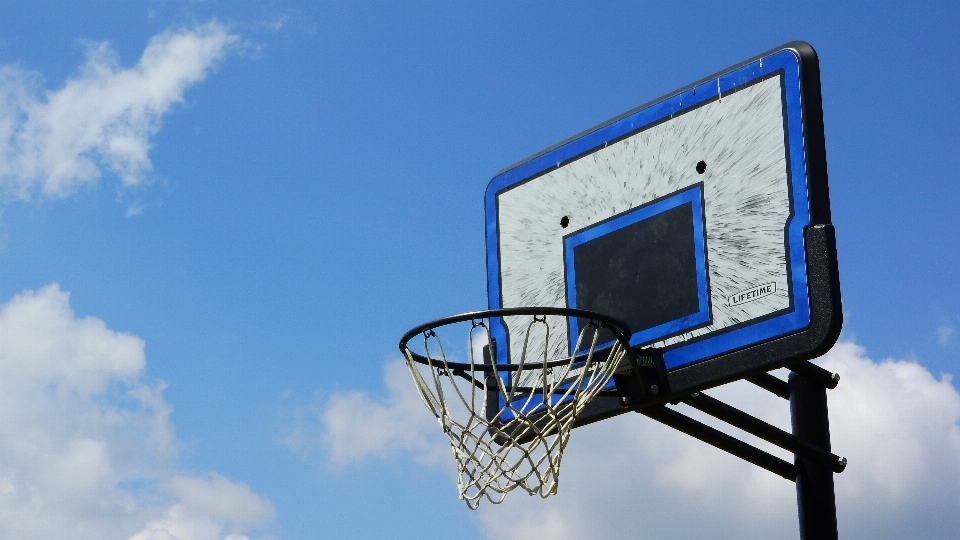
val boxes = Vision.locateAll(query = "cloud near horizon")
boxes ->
[0,284,274,540]
[0,21,237,204]
[310,343,960,539]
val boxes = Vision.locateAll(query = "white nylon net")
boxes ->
[401,314,629,509]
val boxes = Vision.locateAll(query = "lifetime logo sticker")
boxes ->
[727,282,777,306]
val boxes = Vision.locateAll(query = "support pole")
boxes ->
[789,371,838,540]
[747,372,791,399]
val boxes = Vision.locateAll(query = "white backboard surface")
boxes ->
[486,48,819,374]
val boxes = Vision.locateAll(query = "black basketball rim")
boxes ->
[399,306,635,372]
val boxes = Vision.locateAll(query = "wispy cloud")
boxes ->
[0,284,274,540]
[284,360,449,470]
[307,342,960,539]
[0,21,237,203]
[937,320,954,347]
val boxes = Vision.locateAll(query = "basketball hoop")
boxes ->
[399,307,646,509]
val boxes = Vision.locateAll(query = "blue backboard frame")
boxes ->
[484,42,841,408]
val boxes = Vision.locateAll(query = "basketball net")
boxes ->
[401,313,630,509]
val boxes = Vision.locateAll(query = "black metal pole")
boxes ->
[789,371,838,540]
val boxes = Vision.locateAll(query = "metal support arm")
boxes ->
[683,392,846,473]
[638,405,797,481]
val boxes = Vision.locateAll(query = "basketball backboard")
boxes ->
[484,41,841,409]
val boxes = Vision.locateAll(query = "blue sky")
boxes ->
[0,2,958,539]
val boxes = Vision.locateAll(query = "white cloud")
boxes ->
[285,360,449,469]
[937,320,954,347]
[130,474,275,540]
[0,284,274,540]
[0,21,238,201]
[313,342,960,539]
